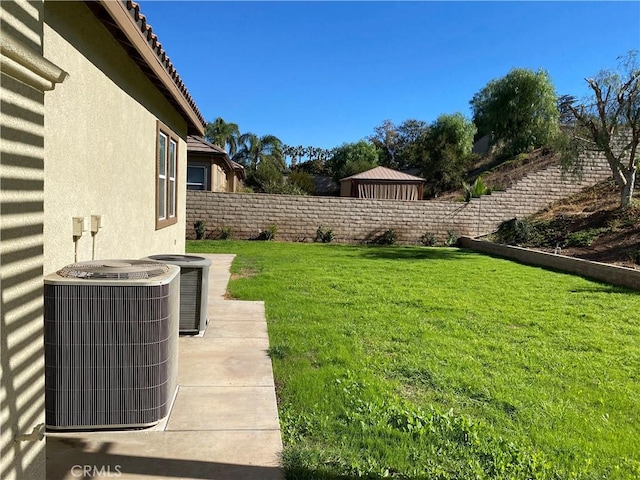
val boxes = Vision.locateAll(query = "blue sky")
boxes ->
[138,1,640,150]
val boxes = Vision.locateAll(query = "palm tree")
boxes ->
[306,146,317,162]
[205,117,240,156]
[295,145,305,164]
[232,133,284,171]
[283,144,296,165]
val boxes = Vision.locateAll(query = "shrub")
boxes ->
[219,226,233,240]
[494,218,534,245]
[380,228,398,245]
[377,229,397,245]
[288,171,316,195]
[315,226,335,243]
[444,229,459,247]
[257,224,277,241]
[263,181,306,195]
[420,232,437,246]
[463,176,492,202]
[194,220,206,240]
[564,228,606,248]
[629,249,640,265]
[530,218,570,246]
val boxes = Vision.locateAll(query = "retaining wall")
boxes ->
[459,237,640,291]
[187,153,612,244]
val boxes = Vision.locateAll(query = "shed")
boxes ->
[340,166,425,200]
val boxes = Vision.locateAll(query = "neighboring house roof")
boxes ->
[341,166,425,182]
[87,0,206,135]
[187,135,228,155]
[230,160,246,180]
[187,135,235,173]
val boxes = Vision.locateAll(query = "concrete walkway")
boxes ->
[46,254,283,480]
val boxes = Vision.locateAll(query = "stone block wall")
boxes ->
[186,154,612,244]
[459,237,640,291]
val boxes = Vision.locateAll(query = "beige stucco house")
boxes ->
[1,1,205,478]
[187,135,245,192]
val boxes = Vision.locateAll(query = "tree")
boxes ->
[245,160,305,195]
[327,141,379,183]
[233,133,284,171]
[205,117,240,156]
[557,94,578,125]
[415,113,477,196]
[560,52,639,208]
[369,119,429,170]
[470,68,559,156]
[369,119,401,168]
[288,171,316,194]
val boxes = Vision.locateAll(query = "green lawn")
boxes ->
[187,240,640,479]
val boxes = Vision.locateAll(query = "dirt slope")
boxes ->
[528,180,640,270]
[444,149,639,270]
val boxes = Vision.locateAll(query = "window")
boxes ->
[187,165,207,190]
[156,121,179,229]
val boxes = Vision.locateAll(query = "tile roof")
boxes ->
[187,136,243,178]
[89,1,206,134]
[187,135,228,155]
[341,166,425,182]
[125,1,204,126]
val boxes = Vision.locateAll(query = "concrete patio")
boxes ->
[46,254,283,480]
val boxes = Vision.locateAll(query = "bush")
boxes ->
[218,226,233,240]
[420,232,437,246]
[288,171,316,195]
[494,218,534,245]
[463,176,492,202]
[629,249,640,265]
[263,181,306,195]
[257,224,277,241]
[530,217,571,246]
[444,229,459,247]
[315,226,335,243]
[564,228,606,248]
[371,229,397,245]
[194,220,206,240]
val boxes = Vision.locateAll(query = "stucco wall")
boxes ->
[42,1,188,274]
[187,155,612,243]
[1,2,48,479]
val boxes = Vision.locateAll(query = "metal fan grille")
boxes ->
[57,260,171,280]
[148,254,205,263]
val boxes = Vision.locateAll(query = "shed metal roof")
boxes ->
[340,166,425,182]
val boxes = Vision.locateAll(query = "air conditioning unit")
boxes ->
[44,260,180,430]
[143,254,211,335]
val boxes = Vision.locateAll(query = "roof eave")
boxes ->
[95,0,205,136]
[187,137,235,173]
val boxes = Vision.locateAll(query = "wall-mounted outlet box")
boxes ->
[91,215,103,233]
[72,217,86,237]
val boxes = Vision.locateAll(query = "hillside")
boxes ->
[525,180,640,269]
[454,150,639,270]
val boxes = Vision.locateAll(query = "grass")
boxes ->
[187,240,640,479]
